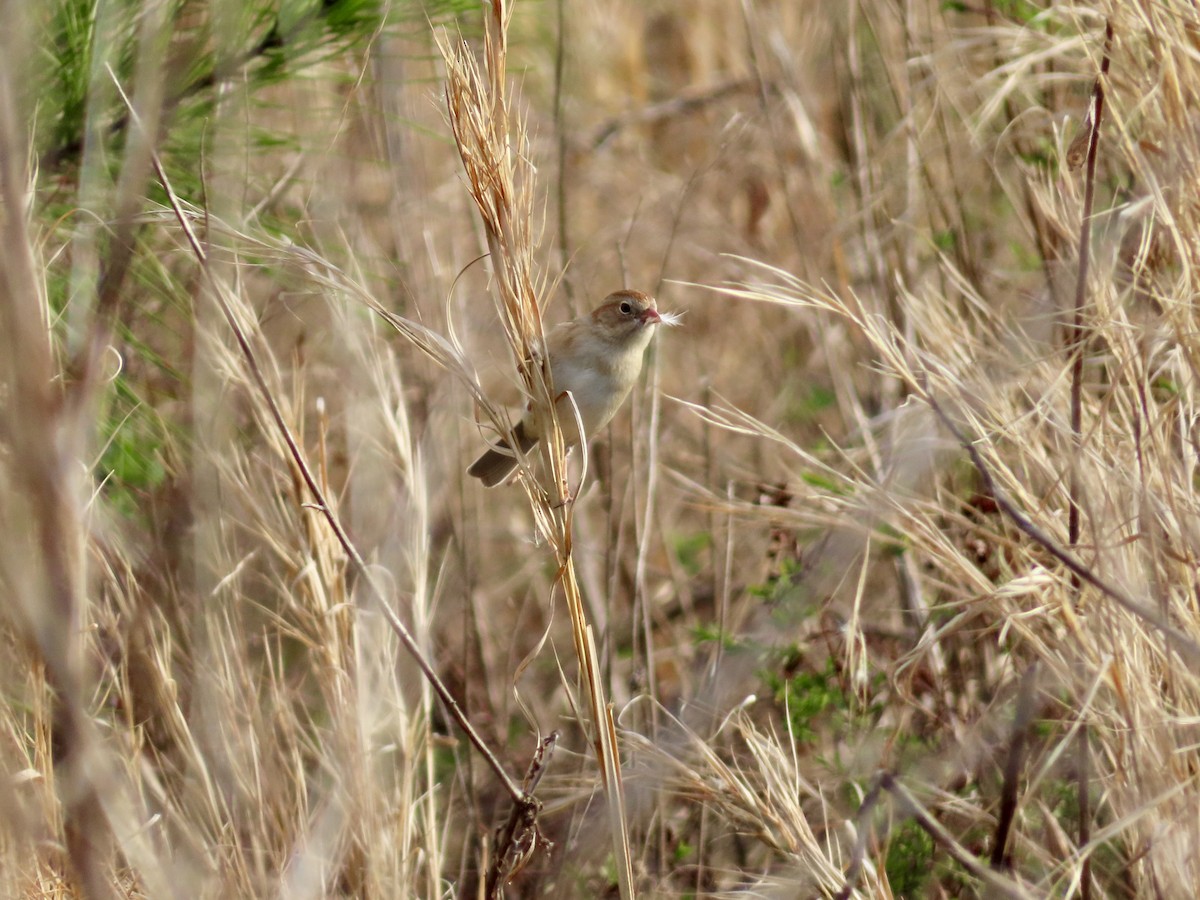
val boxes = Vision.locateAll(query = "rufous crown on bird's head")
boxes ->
[591,290,661,335]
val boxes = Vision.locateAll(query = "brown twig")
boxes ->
[1066,18,1113,565]
[1077,721,1092,900]
[486,731,559,897]
[991,663,1040,868]
[924,390,1200,665]
[837,771,1032,900]
[0,23,115,899]
[552,0,573,307]
[589,77,754,150]
[150,154,530,811]
[72,48,172,413]
[882,773,1032,899]
[1065,23,1113,899]
[743,0,810,260]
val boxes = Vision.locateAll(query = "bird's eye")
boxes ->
[619,301,633,315]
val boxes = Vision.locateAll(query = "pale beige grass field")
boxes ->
[2,1,1198,897]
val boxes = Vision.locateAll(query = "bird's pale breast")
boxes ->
[546,327,653,440]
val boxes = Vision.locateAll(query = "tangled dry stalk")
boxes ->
[437,3,632,893]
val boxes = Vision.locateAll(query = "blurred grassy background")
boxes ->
[2,0,1198,896]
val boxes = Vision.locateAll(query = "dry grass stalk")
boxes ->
[148,167,516,887]
[0,8,179,895]
[1064,24,1112,895]
[437,3,635,895]
[663,11,1200,867]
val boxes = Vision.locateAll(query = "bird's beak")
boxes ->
[640,307,662,324]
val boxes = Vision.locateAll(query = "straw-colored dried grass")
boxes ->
[3,0,1200,897]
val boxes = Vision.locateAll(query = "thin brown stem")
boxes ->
[741,0,807,260]
[839,772,1032,900]
[486,731,558,898]
[991,663,1039,869]
[1067,18,1113,556]
[152,154,529,808]
[0,26,116,896]
[552,0,573,308]
[1078,724,1092,900]
[924,390,1200,665]
[882,773,1032,900]
[1066,24,1113,900]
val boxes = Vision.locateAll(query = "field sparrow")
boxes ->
[468,289,669,486]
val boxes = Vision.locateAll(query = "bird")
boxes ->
[467,289,668,486]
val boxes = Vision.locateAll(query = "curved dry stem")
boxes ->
[439,3,634,896]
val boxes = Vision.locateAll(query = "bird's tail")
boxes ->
[466,421,537,487]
